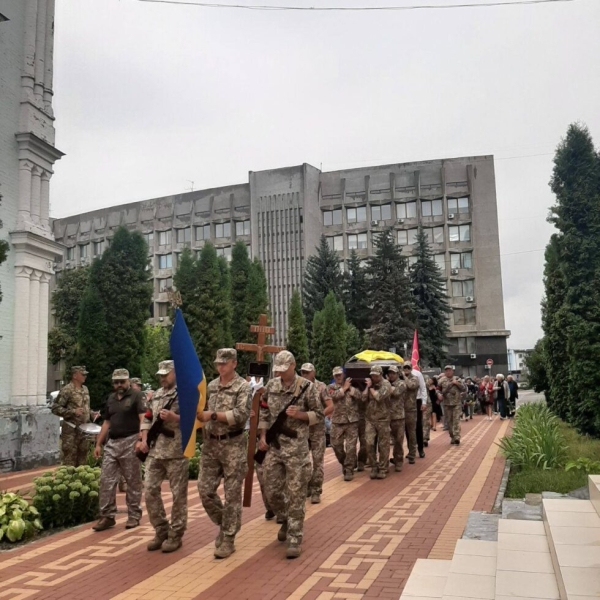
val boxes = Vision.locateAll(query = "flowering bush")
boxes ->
[32,465,100,528]
[0,492,43,543]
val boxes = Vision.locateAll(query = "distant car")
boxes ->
[518,382,529,389]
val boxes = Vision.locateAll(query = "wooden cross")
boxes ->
[235,314,284,362]
[236,313,285,507]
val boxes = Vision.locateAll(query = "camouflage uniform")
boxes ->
[362,375,392,477]
[403,373,420,461]
[423,402,432,444]
[438,374,466,443]
[259,373,323,549]
[307,379,327,499]
[328,382,361,476]
[142,385,189,542]
[198,372,251,545]
[389,375,408,470]
[357,399,368,470]
[52,381,91,467]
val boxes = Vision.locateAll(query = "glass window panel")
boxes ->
[460,224,471,242]
[408,255,418,266]
[348,234,358,250]
[453,309,465,326]
[371,205,381,221]
[464,280,474,297]
[458,338,467,354]
[452,281,463,297]
[397,230,407,245]
[381,204,392,220]
[333,209,342,225]
[406,201,417,218]
[421,201,432,217]
[66,247,75,260]
[347,207,357,223]
[467,337,476,353]
[372,231,382,245]
[447,198,458,214]
[357,233,367,249]
[334,235,343,251]
[433,226,444,243]
[79,244,88,258]
[143,232,154,247]
[176,228,191,243]
[423,228,433,244]
[450,254,461,269]
[323,211,333,226]
[158,230,171,246]
[407,229,418,245]
[465,308,476,325]
[93,241,104,255]
[432,199,443,216]
[461,252,473,269]
[396,203,406,219]
[356,206,367,222]
[434,254,445,271]
[158,254,172,269]
[449,226,459,242]
[158,303,168,317]
[236,220,251,236]
[159,277,173,292]
[458,197,470,213]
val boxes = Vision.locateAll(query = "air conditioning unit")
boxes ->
[470,353,477,359]
[397,218,405,224]
[159,317,164,322]
[448,213,456,219]
[466,296,474,302]
[451,268,459,275]
[371,220,379,226]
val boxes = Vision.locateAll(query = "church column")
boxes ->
[18,161,33,226]
[40,170,50,231]
[11,267,32,405]
[30,166,41,225]
[21,0,38,103]
[34,0,47,104]
[27,270,42,405]
[38,272,51,405]
[43,0,55,115]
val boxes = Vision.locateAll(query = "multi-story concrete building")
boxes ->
[51,155,510,388]
[0,0,64,470]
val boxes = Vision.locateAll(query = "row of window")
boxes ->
[323,197,469,226]
[66,240,105,261]
[156,245,236,270]
[454,308,476,326]
[150,220,251,246]
[338,250,472,273]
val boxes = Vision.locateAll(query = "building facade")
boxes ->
[507,348,532,380]
[51,155,510,389]
[0,0,64,470]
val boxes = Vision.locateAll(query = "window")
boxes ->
[450,252,473,270]
[421,199,443,217]
[453,308,476,326]
[158,230,171,246]
[407,229,418,245]
[448,197,470,215]
[176,227,191,244]
[235,220,251,236]
[448,224,471,242]
[66,247,75,261]
[371,204,392,221]
[79,244,89,259]
[93,240,104,256]
[408,255,418,266]
[157,303,169,318]
[457,337,476,355]
[433,254,446,271]
[159,277,173,292]
[339,261,345,273]
[158,254,172,269]
[196,224,210,241]
[143,232,154,248]
[216,246,232,261]
[348,233,368,250]
[452,280,474,298]
[396,202,417,220]
[327,235,344,251]
[215,222,231,239]
[323,209,342,226]
[423,226,444,244]
[346,206,367,224]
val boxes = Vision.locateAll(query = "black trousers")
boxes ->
[416,399,424,453]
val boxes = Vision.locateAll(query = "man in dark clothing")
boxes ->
[507,375,519,417]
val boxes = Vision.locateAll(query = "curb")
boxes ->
[492,458,511,514]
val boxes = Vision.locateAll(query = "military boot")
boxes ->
[92,517,115,532]
[214,536,235,559]
[215,530,224,549]
[264,510,275,520]
[277,521,288,542]
[286,543,302,559]
[343,470,354,482]
[310,493,321,504]
[147,534,167,551]
[162,535,182,553]
[369,467,378,480]
[356,462,365,472]
[376,471,387,480]
[125,517,140,529]
[276,515,285,525]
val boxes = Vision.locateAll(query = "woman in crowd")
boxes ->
[479,375,494,421]
[427,377,443,431]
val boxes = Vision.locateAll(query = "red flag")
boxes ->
[411,330,420,371]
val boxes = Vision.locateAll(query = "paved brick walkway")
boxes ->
[0,416,508,600]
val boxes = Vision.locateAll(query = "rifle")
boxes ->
[254,380,310,465]
[135,395,177,463]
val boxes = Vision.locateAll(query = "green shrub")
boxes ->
[565,457,600,474]
[32,465,100,528]
[188,444,202,480]
[0,492,43,543]
[498,403,567,469]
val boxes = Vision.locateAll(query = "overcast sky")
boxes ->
[50,0,600,349]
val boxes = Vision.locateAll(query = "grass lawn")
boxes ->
[505,421,600,498]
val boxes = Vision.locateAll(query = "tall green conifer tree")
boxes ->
[286,290,309,366]
[312,292,347,382]
[343,250,371,334]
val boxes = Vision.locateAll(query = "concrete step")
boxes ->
[543,496,600,599]
[400,558,451,600]
[589,474,600,518]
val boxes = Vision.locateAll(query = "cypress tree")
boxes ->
[303,235,343,346]
[409,228,451,367]
[547,123,600,434]
[230,241,254,373]
[526,339,549,395]
[286,290,309,366]
[217,255,233,349]
[345,323,363,359]
[247,257,269,324]
[312,291,347,382]
[343,250,371,334]
[367,228,414,352]
[141,324,171,388]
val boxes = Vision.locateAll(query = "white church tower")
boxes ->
[0,0,64,470]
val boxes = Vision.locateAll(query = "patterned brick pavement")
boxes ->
[0,416,508,600]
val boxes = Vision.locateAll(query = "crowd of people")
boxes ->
[50,351,514,561]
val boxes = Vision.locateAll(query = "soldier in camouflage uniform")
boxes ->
[387,365,413,472]
[197,349,251,559]
[51,366,96,467]
[258,351,323,559]
[300,363,331,504]
[402,363,421,464]
[327,366,361,481]
[362,366,392,480]
[438,365,466,445]
[139,361,189,553]
[357,393,368,471]
[92,369,146,532]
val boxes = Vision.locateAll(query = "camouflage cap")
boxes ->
[273,350,295,373]
[332,366,344,376]
[387,364,399,373]
[130,377,142,385]
[402,363,413,370]
[156,360,174,376]
[369,365,383,376]
[300,363,315,373]
[444,364,455,371]
[112,368,130,380]
[71,365,88,375]
[214,348,237,364]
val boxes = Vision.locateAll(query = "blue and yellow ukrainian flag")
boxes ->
[170,308,206,458]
